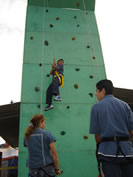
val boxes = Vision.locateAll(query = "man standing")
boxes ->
[90,79,133,177]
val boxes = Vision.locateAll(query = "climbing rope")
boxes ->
[45,0,57,57]
[40,0,58,113]
[40,0,46,114]
[46,0,48,10]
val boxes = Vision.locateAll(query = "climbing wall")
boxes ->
[18,0,106,176]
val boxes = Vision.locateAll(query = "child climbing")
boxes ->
[44,58,64,111]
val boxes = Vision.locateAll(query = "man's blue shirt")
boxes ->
[24,128,56,168]
[90,95,133,157]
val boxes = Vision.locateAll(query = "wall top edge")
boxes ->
[28,0,95,11]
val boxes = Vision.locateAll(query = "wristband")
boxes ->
[56,169,59,171]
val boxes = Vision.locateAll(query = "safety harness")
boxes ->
[96,136,130,177]
[55,71,64,88]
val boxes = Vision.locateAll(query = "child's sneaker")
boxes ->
[44,105,54,111]
[54,96,62,101]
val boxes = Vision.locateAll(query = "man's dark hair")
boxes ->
[57,59,64,63]
[96,79,113,95]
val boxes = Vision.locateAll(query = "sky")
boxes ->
[0,0,27,106]
[95,0,133,90]
[0,0,133,107]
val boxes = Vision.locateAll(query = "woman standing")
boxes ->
[24,114,62,177]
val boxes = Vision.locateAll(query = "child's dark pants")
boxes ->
[46,77,60,105]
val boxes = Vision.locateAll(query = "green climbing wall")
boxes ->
[18,0,106,176]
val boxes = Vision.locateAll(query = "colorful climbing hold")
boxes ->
[67,106,70,109]
[50,24,54,28]
[84,136,88,139]
[37,104,41,108]
[87,45,90,48]
[76,2,80,7]
[61,131,66,135]
[74,84,78,89]
[89,75,93,79]
[72,37,76,40]
[44,40,49,46]
[35,86,40,92]
[75,68,80,71]
[46,74,50,77]
[56,17,60,20]
[89,93,93,97]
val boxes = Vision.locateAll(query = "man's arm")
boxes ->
[129,131,133,136]
[90,105,100,135]
[49,58,57,75]
[49,68,54,75]
[95,134,101,143]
